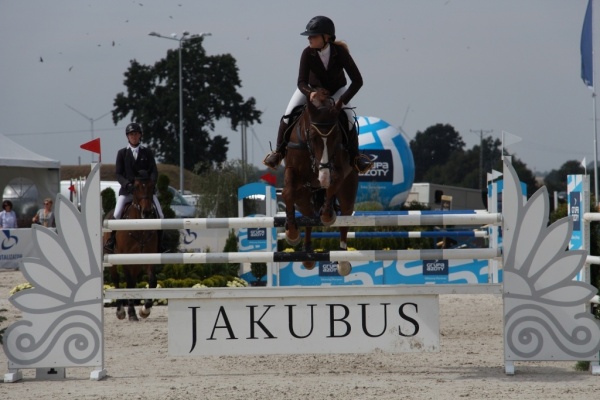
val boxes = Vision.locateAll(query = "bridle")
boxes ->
[130,178,157,219]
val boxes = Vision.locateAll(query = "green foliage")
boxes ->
[112,39,262,173]
[101,187,116,217]
[223,229,239,252]
[410,123,466,183]
[409,124,539,197]
[251,263,267,282]
[544,160,590,196]
[192,160,263,217]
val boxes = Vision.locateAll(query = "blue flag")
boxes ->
[582,0,593,88]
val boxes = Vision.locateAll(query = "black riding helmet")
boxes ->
[300,16,336,42]
[125,122,142,136]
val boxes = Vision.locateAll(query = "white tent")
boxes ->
[0,133,60,226]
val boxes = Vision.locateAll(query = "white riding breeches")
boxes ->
[283,87,354,129]
[113,194,164,219]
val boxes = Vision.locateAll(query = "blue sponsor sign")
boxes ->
[570,192,581,232]
[247,228,267,241]
[319,261,340,277]
[423,259,449,283]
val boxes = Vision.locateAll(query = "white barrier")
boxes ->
[4,160,600,382]
[104,248,500,266]
[102,212,501,231]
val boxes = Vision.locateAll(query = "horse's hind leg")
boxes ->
[337,227,352,276]
[127,299,138,322]
[302,227,316,270]
[124,268,140,321]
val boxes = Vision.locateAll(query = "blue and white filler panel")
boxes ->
[356,116,415,209]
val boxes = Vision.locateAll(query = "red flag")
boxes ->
[80,138,101,161]
[260,173,277,186]
[68,184,76,193]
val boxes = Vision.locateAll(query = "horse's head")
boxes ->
[306,94,342,189]
[132,170,156,218]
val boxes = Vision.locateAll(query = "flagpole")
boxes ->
[594,92,599,205]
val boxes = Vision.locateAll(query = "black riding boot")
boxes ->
[263,120,289,170]
[104,230,116,254]
[347,125,373,173]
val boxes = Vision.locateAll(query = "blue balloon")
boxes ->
[356,116,415,209]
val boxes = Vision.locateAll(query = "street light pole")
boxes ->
[65,104,110,163]
[149,31,211,193]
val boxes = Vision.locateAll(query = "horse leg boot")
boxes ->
[263,119,289,170]
[347,124,373,173]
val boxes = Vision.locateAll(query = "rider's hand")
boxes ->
[126,182,134,194]
[334,99,344,111]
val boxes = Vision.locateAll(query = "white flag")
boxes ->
[581,157,587,169]
[502,130,522,148]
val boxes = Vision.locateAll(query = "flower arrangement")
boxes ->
[192,283,207,288]
[227,277,249,288]
[9,282,33,296]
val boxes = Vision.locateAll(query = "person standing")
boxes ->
[104,122,165,253]
[0,200,18,228]
[263,15,373,173]
[32,198,55,228]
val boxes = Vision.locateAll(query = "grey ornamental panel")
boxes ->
[3,163,106,381]
[502,159,600,363]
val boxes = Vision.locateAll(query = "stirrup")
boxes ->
[354,154,373,174]
[263,151,283,170]
[103,240,115,254]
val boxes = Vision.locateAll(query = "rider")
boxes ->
[103,122,166,254]
[263,15,373,174]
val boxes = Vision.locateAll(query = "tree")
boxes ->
[544,160,589,197]
[192,160,263,218]
[112,39,262,172]
[410,123,466,182]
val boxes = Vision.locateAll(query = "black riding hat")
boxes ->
[300,16,336,41]
[125,122,142,136]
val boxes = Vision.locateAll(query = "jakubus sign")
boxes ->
[166,287,440,356]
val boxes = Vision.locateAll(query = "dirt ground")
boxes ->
[1,268,598,400]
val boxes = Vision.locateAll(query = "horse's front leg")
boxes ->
[110,266,126,320]
[319,195,337,226]
[140,263,156,319]
[302,227,315,270]
[124,267,139,322]
[283,169,302,246]
[337,227,352,276]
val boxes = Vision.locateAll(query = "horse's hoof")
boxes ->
[285,231,302,247]
[129,314,139,322]
[337,261,352,276]
[139,305,151,319]
[320,212,337,227]
[116,310,126,320]
[302,261,316,270]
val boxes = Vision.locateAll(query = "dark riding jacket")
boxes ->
[115,146,159,196]
[297,43,363,106]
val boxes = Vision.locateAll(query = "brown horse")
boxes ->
[103,171,158,321]
[282,94,359,276]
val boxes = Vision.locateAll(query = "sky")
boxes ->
[0,0,595,176]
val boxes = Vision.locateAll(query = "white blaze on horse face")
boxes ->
[318,137,330,188]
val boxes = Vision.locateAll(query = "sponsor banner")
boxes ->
[0,229,36,269]
[168,293,439,356]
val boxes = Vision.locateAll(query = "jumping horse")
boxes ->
[282,91,359,276]
[103,171,158,321]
